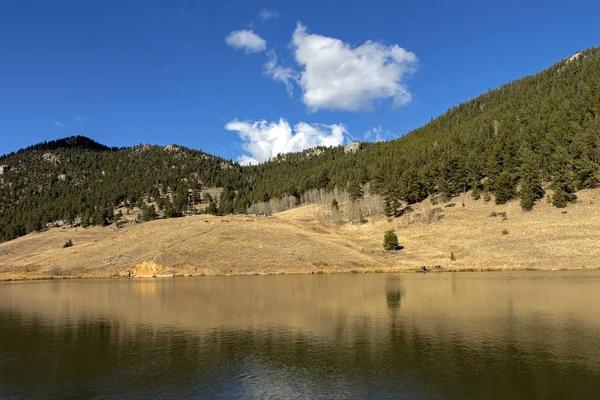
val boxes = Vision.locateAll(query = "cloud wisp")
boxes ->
[363,125,397,142]
[53,120,67,128]
[225,30,267,53]
[225,119,347,165]
[291,24,418,112]
[264,51,299,96]
[257,8,278,21]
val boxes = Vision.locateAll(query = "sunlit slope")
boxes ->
[2,188,600,279]
[0,212,382,278]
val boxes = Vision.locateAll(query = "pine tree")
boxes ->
[206,200,218,215]
[383,230,400,250]
[92,209,105,226]
[347,181,364,202]
[518,147,545,210]
[141,204,157,221]
[550,147,577,207]
[24,215,42,233]
[218,187,235,215]
[494,171,516,204]
[163,198,181,218]
[331,199,339,211]
[573,155,599,189]
[383,187,402,217]
[519,182,537,211]
[81,209,91,228]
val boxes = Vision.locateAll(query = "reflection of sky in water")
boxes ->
[1,272,600,399]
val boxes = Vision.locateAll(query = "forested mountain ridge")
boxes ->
[1,47,599,242]
[242,47,600,208]
[0,136,241,240]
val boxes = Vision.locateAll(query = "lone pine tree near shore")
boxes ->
[383,230,400,251]
[2,48,600,242]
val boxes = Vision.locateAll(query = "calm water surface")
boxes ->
[1,272,600,399]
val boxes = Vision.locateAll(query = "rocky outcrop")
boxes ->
[164,144,181,152]
[42,153,60,164]
[567,52,581,63]
[344,142,361,154]
[135,144,151,152]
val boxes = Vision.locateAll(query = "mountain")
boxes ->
[0,139,239,241]
[1,47,599,242]
[243,47,600,209]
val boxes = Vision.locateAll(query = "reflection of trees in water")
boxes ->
[1,311,599,400]
[386,291,401,310]
[386,276,403,311]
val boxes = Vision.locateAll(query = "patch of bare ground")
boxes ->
[2,188,600,280]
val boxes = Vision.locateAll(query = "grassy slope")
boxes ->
[2,189,600,280]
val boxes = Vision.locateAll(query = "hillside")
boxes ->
[1,47,600,244]
[0,136,239,241]
[243,47,600,208]
[2,188,600,280]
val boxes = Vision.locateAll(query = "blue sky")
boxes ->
[1,0,599,162]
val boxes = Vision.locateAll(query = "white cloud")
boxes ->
[258,8,278,21]
[364,125,397,142]
[264,51,299,96]
[74,115,84,122]
[291,24,418,111]
[225,119,347,165]
[226,30,267,53]
[53,120,67,128]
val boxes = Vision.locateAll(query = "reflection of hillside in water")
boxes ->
[1,272,600,398]
[2,272,600,337]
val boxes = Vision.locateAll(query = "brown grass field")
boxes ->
[2,189,600,280]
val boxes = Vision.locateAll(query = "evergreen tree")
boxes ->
[24,215,42,233]
[141,204,157,221]
[494,171,516,204]
[81,209,91,228]
[550,147,577,207]
[218,187,235,215]
[92,209,105,226]
[383,230,400,251]
[347,181,364,202]
[573,155,599,189]
[163,198,181,218]
[519,182,537,211]
[383,187,402,217]
[518,147,545,210]
[206,200,218,215]
[331,199,339,211]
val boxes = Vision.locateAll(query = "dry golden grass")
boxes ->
[2,188,600,280]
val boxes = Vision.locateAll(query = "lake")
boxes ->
[1,272,599,399]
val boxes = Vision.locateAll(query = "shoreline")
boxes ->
[2,265,599,282]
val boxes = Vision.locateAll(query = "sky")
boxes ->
[1,0,599,163]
